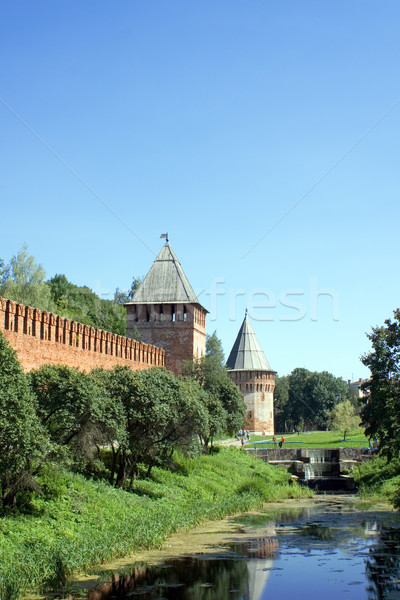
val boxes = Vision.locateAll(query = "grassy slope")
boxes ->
[0,448,311,599]
[353,455,400,507]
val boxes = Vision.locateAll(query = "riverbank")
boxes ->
[68,494,398,600]
[0,447,312,600]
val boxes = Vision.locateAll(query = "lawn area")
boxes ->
[243,429,371,448]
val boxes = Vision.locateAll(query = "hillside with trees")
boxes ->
[0,245,140,336]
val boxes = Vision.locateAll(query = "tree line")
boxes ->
[0,330,245,511]
[274,367,357,433]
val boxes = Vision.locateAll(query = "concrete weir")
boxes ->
[246,447,375,491]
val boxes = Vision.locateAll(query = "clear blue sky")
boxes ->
[2,1,399,381]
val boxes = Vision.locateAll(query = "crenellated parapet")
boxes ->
[0,296,165,372]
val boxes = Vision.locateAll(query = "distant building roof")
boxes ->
[126,242,205,307]
[348,378,368,398]
[226,314,273,372]
[348,379,368,387]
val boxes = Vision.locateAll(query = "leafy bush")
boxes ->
[0,332,50,511]
[353,455,400,504]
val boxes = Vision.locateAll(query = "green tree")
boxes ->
[328,399,361,440]
[183,332,246,450]
[0,332,49,509]
[47,273,70,306]
[310,370,351,424]
[206,330,226,362]
[286,368,315,431]
[175,376,210,453]
[100,366,208,485]
[48,274,127,335]
[279,368,350,432]
[127,367,206,477]
[113,276,143,304]
[273,375,290,432]
[360,309,400,458]
[29,365,119,468]
[0,244,54,311]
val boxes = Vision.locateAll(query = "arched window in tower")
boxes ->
[172,305,176,322]
[183,305,187,321]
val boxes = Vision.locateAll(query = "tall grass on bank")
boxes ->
[0,448,311,599]
[353,454,400,507]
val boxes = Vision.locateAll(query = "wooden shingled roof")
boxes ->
[125,242,204,307]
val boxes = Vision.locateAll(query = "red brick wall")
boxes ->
[0,297,165,373]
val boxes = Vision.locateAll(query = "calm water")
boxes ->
[69,497,400,600]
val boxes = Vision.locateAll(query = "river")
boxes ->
[67,496,400,600]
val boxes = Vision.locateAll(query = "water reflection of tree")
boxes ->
[365,526,400,600]
[88,558,249,600]
[87,537,279,600]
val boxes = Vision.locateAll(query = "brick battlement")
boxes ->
[0,297,165,372]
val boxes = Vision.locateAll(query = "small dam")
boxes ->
[246,447,375,491]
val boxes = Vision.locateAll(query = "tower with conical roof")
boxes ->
[226,313,275,434]
[125,240,207,375]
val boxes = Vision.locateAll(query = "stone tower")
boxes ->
[226,313,275,434]
[125,241,207,375]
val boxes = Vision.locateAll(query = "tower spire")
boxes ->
[226,314,275,434]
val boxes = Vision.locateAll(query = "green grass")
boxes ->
[353,455,400,506]
[245,429,370,448]
[0,448,312,600]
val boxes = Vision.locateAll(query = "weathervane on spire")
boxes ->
[245,308,248,316]
[160,232,169,243]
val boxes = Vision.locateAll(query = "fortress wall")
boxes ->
[0,297,165,372]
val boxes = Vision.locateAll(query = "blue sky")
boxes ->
[1,1,399,381]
